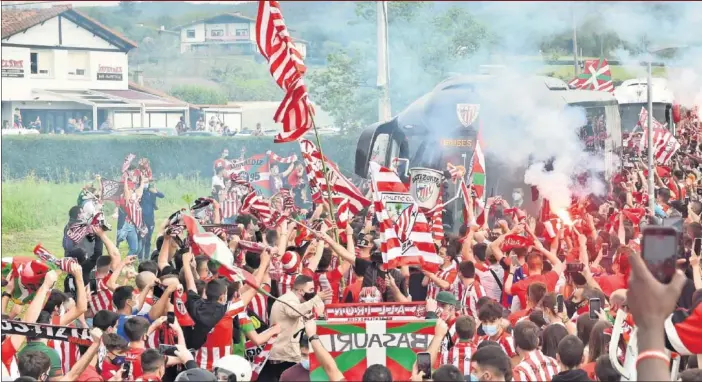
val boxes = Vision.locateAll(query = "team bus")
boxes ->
[614,77,676,135]
[355,75,622,231]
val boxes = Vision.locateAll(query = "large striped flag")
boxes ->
[299,139,370,214]
[469,133,487,226]
[369,162,441,272]
[2,257,51,304]
[636,107,679,164]
[568,58,614,92]
[309,320,436,381]
[256,0,314,142]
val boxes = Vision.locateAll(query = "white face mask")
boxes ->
[512,192,523,202]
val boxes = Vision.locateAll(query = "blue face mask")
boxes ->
[111,355,126,366]
[300,359,310,370]
[470,374,480,382]
[483,324,498,337]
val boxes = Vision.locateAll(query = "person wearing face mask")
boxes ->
[470,345,513,381]
[540,293,576,334]
[264,275,331,381]
[280,334,311,381]
[477,300,518,363]
[512,188,525,209]
[100,333,130,380]
[425,292,460,350]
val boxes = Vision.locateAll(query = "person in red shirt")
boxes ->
[594,246,631,297]
[138,349,166,382]
[123,317,152,380]
[508,282,547,327]
[505,242,565,309]
[100,333,130,381]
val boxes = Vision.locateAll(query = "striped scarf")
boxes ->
[267,151,297,164]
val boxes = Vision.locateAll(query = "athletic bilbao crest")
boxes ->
[457,104,480,128]
[409,168,443,209]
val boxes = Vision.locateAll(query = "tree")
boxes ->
[119,1,140,17]
[169,85,228,105]
[307,49,379,131]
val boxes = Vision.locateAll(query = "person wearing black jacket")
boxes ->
[180,251,258,349]
[552,335,591,382]
[140,183,165,260]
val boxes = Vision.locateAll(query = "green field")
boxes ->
[1,176,210,259]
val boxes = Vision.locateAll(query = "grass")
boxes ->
[1,176,211,259]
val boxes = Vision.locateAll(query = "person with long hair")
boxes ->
[581,320,613,380]
[541,324,568,359]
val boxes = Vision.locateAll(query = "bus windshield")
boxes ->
[576,105,608,153]
[619,103,668,133]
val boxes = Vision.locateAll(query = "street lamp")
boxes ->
[645,44,687,214]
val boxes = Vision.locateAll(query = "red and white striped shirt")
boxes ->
[248,284,270,324]
[194,300,246,370]
[89,273,114,315]
[48,316,80,375]
[439,341,477,376]
[457,280,486,320]
[221,192,240,219]
[512,350,560,382]
[477,332,517,358]
[124,198,144,229]
[277,273,297,296]
[427,262,458,300]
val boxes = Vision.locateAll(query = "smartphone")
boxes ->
[642,226,679,284]
[589,298,602,320]
[602,243,610,257]
[167,312,175,325]
[89,279,98,295]
[697,188,702,196]
[565,263,584,273]
[685,196,691,204]
[608,207,615,215]
[557,294,564,314]
[416,352,431,380]
[159,344,178,356]
[153,282,165,299]
[122,362,131,379]
[695,238,702,256]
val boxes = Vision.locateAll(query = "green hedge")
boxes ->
[1,135,360,182]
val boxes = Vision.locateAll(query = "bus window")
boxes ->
[619,103,668,133]
[577,106,607,153]
[370,133,401,168]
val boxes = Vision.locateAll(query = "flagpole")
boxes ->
[308,112,340,242]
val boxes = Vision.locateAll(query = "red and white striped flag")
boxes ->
[256,0,314,143]
[640,126,680,164]
[121,153,136,174]
[299,139,370,214]
[369,162,441,272]
[335,197,350,231]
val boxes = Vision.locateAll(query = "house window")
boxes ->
[211,29,224,37]
[67,51,88,77]
[235,28,248,37]
[29,50,52,76]
[186,29,195,38]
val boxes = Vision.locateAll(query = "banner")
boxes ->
[309,320,435,381]
[1,319,91,346]
[325,302,427,322]
[244,329,277,381]
[230,154,271,197]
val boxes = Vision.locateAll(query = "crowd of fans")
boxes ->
[1,110,701,382]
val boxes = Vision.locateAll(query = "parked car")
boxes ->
[2,128,40,135]
[112,127,178,137]
[180,131,220,137]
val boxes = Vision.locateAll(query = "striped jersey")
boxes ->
[512,350,560,381]
[194,299,246,370]
[457,280,486,320]
[312,268,344,304]
[48,316,79,375]
[477,332,517,358]
[89,273,114,315]
[439,341,477,376]
[248,284,271,325]
[277,273,298,296]
[427,262,458,300]
[124,198,144,229]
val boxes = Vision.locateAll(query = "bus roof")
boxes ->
[614,77,674,104]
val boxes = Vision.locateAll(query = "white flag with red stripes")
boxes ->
[256,0,314,143]
[335,197,350,231]
[299,139,370,214]
[369,162,441,272]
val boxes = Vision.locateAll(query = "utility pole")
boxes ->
[377,1,392,122]
[572,5,579,75]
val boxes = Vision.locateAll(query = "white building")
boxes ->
[1,5,189,131]
[175,12,307,58]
